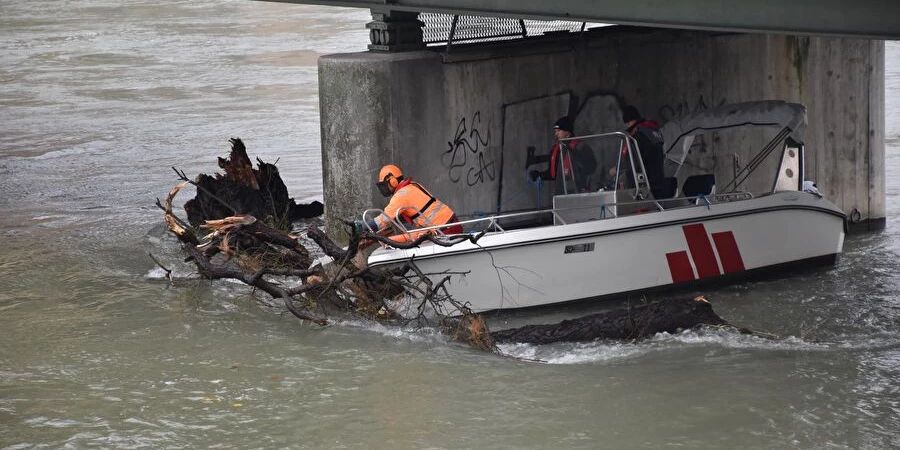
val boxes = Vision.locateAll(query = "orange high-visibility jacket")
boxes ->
[375,179,456,241]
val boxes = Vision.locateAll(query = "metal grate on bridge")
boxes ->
[420,13,597,46]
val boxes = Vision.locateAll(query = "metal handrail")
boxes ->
[558,133,628,196]
[366,191,755,239]
[557,131,650,200]
[721,126,793,193]
[362,208,414,241]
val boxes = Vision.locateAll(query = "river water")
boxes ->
[1,1,898,448]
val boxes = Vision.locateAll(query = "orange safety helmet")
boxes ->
[376,164,404,197]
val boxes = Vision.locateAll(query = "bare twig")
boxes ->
[148,252,173,281]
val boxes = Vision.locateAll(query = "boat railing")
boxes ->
[361,191,754,241]
[362,207,571,239]
[555,131,652,200]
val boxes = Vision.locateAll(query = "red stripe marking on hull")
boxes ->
[682,224,721,278]
[711,231,745,273]
[666,251,696,283]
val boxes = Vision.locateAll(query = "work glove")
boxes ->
[352,219,379,234]
[351,220,365,235]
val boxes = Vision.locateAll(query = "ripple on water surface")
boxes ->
[1,2,899,449]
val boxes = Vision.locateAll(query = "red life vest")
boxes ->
[549,139,580,179]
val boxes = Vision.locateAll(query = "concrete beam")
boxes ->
[259,0,900,40]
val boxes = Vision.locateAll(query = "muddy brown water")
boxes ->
[1,2,899,448]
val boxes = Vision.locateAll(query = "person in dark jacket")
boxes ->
[529,116,597,193]
[621,105,666,196]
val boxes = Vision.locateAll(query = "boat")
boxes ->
[363,101,846,313]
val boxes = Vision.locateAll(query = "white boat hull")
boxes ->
[368,192,845,313]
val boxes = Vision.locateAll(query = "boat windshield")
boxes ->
[555,131,651,200]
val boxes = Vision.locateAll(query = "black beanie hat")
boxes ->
[553,116,574,133]
[621,105,643,123]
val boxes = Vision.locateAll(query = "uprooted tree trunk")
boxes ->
[156,139,752,356]
[489,296,745,345]
[181,138,323,231]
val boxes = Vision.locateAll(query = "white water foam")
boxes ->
[143,267,170,279]
[497,327,828,364]
[498,341,651,364]
[335,319,451,345]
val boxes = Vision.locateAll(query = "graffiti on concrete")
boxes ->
[658,95,726,122]
[659,95,727,161]
[467,152,496,186]
[443,111,497,186]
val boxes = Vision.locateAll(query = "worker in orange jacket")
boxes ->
[368,164,463,243]
[352,164,463,269]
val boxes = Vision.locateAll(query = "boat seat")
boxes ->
[682,174,716,197]
[651,177,678,199]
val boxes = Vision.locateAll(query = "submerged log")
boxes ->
[489,296,734,345]
[183,138,323,231]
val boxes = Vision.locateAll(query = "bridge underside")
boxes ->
[261,0,900,39]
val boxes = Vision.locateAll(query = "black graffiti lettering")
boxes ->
[443,111,496,185]
[658,95,727,122]
[443,118,469,182]
[467,152,496,186]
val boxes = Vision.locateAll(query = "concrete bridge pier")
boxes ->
[319,20,885,239]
